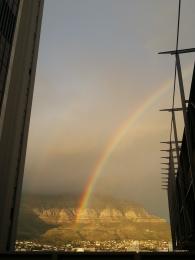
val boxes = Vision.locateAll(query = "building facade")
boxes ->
[169,61,195,250]
[160,49,195,250]
[0,0,44,252]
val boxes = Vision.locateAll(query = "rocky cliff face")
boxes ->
[33,207,166,224]
[17,193,170,242]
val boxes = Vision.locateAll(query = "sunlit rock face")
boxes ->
[33,208,71,224]
[125,210,138,220]
[33,205,166,224]
[99,208,123,220]
[76,208,98,223]
[17,194,170,242]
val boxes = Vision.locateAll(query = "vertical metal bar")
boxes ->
[172,111,185,201]
[168,190,177,250]
[172,111,192,237]
[175,54,195,196]
[170,141,187,248]
[172,113,185,238]
[172,111,180,163]
[169,143,178,249]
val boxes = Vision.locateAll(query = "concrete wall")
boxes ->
[0,0,44,252]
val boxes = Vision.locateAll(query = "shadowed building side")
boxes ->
[0,0,44,252]
[160,51,195,250]
[173,61,195,249]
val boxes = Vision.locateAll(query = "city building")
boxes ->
[160,49,195,249]
[0,0,44,252]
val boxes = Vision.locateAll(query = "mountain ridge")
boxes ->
[17,193,170,243]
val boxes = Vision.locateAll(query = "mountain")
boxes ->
[17,193,171,244]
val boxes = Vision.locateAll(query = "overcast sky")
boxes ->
[22,0,195,220]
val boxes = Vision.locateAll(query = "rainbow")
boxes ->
[75,66,192,223]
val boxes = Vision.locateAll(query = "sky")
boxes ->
[22,0,195,220]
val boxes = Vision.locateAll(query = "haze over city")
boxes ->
[22,0,195,220]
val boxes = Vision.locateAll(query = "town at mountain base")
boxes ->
[17,193,171,245]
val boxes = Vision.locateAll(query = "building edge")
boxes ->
[0,0,44,252]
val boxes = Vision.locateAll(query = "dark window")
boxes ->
[0,0,17,44]
[0,0,20,112]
